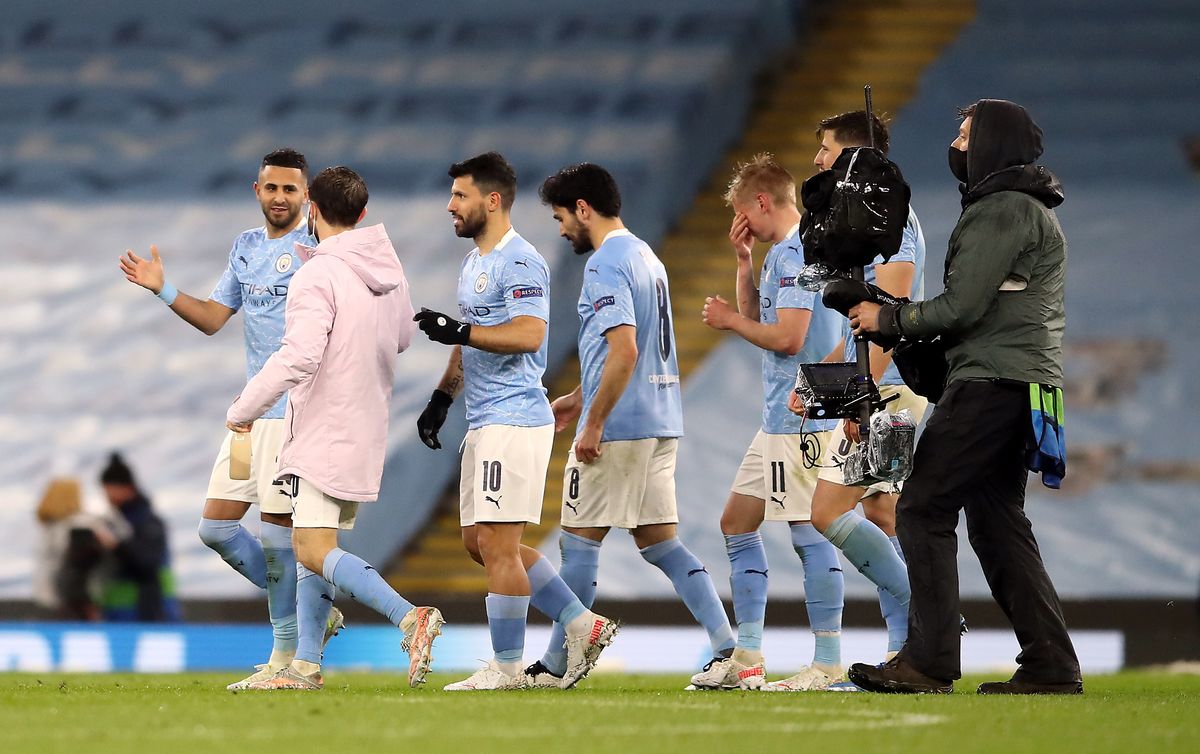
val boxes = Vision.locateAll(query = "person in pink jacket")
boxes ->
[226,166,444,691]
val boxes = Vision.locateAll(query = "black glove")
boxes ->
[417,389,454,449]
[823,280,907,351]
[414,307,472,346]
[821,279,907,316]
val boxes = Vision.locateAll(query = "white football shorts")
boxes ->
[281,475,359,530]
[459,423,554,526]
[205,419,291,515]
[561,437,679,529]
[730,429,833,522]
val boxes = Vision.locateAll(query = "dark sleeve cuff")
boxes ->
[877,303,904,339]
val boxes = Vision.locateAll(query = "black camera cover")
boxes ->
[799,147,911,271]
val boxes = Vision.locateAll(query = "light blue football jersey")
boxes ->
[457,228,554,430]
[760,226,841,434]
[576,229,683,442]
[841,207,926,386]
[209,223,313,419]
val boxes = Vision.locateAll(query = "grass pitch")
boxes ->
[3,671,1198,754]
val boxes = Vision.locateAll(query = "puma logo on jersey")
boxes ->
[513,260,529,268]
[565,500,579,514]
[485,495,502,507]
[770,495,786,507]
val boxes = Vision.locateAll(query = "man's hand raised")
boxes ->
[119,245,166,294]
[729,212,754,265]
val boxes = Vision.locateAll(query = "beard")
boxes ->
[454,208,487,239]
[568,233,593,255]
[262,202,300,232]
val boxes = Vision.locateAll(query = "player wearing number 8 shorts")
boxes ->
[524,163,736,687]
[414,153,615,690]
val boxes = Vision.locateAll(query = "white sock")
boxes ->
[496,660,522,677]
[732,647,763,666]
[565,609,595,636]
[267,649,295,669]
[293,659,320,676]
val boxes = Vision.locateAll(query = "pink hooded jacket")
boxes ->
[227,224,415,502]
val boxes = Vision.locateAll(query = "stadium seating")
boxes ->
[584,0,1200,601]
[0,0,800,597]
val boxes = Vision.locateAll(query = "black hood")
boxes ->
[960,99,1064,209]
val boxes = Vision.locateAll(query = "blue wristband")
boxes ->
[157,281,178,306]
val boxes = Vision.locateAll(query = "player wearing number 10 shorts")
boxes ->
[413,153,616,691]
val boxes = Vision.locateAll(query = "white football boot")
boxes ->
[686,657,766,690]
[523,660,565,689]
[227,606,344,691]
[444,660,530,691]
[763,664,845,691]
[226,662,288,691]
[400,606,446,688]
[561,612,618,689]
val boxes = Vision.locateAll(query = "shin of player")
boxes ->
[698,153,847,692]
[120,149,333,689]
[227,167,443,691]
[415,153,616,691]
[529,163,735,687]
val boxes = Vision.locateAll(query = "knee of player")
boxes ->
[460,526,482,563]
[809,505,836,534]
[719,502,759,536]
[476,532,517,565]
[863,502,896,533]
[462,539,484,565]
[290,533,326,573]
[197,518,235,549]
[294,544,325,574]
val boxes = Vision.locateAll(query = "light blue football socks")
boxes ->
[198,518,266,588]
[295,562,334,665]
[323,548,414,626]
[824,511,910,653]
[541,532,601,676]
[259,521,298,657]
[528,553,588,626]
[640,537,736,656]
[725,532,769,652]
[486,593,530,668]
[790,522,844,668]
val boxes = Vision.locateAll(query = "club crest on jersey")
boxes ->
[275,253,293,274]
[474,272,489,293]
[593,295,615,311]
[512,286,543,299]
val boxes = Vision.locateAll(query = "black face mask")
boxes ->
[948,146,969,184]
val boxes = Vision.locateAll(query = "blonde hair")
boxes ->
[36,478,82,523]
[724,152,796,208]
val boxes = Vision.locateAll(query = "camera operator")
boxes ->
[847,99,1081,694]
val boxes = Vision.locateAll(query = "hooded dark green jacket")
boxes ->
[879,99,1066,388]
